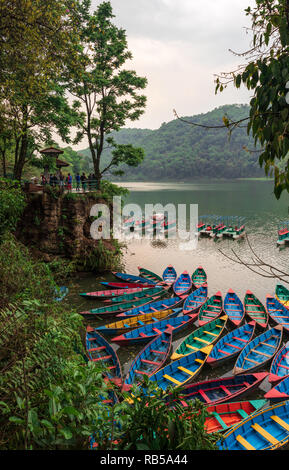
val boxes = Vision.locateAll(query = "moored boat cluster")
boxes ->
[79,268,289,450]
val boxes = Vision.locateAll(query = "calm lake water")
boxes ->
[67,179,289,397]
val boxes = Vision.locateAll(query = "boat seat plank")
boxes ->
[92,354,112,362]
[178,366,195,376]
[236,435,256,450]
[193,336,210,344]
[163,374,182,385]
[271,415,289,431]
[251,423,279,445]
[203,330,218,337]
[141,358,161,366]
[211,412,227,430]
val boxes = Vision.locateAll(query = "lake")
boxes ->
[68,179,289,396]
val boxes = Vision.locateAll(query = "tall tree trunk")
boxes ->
[13,133,28,180]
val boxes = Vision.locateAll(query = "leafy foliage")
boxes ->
[216,0,289,198]
[0,179,26,239]
[65,1,147,185]
[79,104,264,180]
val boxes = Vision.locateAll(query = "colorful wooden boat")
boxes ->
[138,267,164,284]
[182,284,208,315]
[244,290,268,329]
[198,292,223,326]
[204,400,267,434]
[148,345,213,391]
[101,281,153,289]
[162,265,177,285]
[224,289,245,326]
[111,312,195,346]
[212,223,226,238]
[266,295,289,332]
[275,284,289,308]
[268,341,289,385]
[191,266,207,289]
[95,308,180,337]
[112,272,156,285]
[102,286,167,304]
[171,315,228,360]
[277,222,289,246]
[207,322,256,368]
[85,327,122,385]
[122,331,173,391]
[79,292,165,319]
[168,372,268,407]
[173,271,192,296]
[80,286,150,299]
[233,326,283,375]
[116,295,186,319]
[218,400,289,450]
[265,375,289,402]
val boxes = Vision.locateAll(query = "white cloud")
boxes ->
[71,0,256,144]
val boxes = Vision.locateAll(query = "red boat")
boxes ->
[100,281,154,289]
[179,399,267,434]
[166,372,268,407]
[79,286,149,299]
[203,399,267,433]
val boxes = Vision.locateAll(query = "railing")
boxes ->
[23,178,99,193]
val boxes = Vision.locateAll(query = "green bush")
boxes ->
[0,178,26,238]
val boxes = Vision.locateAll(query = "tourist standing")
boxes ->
[67,173,73,191]
[76,173,81,191]
[81,173,87,192]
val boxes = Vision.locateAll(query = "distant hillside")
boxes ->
[78,104,264,181]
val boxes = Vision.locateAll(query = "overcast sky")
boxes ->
[89,0,255,130]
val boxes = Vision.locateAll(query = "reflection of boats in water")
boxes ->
[123,213,176,236]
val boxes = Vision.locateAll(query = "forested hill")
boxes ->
[79,104,264,180]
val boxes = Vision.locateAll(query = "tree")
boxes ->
[0,0,83,179]
[215,0,289,199]
[65,1,147,187]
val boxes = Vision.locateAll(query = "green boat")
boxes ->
[171,315,228,360]
[138,267,164,284]
[275,284,289,308]
[198,291,223,326]
[103,285,167,304]
[244,290,269,328]
[191,266,207,289]
[79,292,165,319]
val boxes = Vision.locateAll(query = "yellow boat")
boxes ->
[95,307,180,337]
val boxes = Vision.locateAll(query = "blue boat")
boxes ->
[224,289,245,326]
[266,295,289,332]
[122,331,173,391]
[269,341,289,385]
[233,325,283,375]
[148,345,213,391]
[111,311,195,346]
[95,308,180,337]
[116,295,186,319]
[182,283,208,315]
[85,327,122,385]
[207,322,256,368]
[173,271,192,296]
[162,265,177,286]
[265,376,289,403]
[218,400,289,450]
[112,271,156,285]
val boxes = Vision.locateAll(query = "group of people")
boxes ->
[40,172,98,192]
